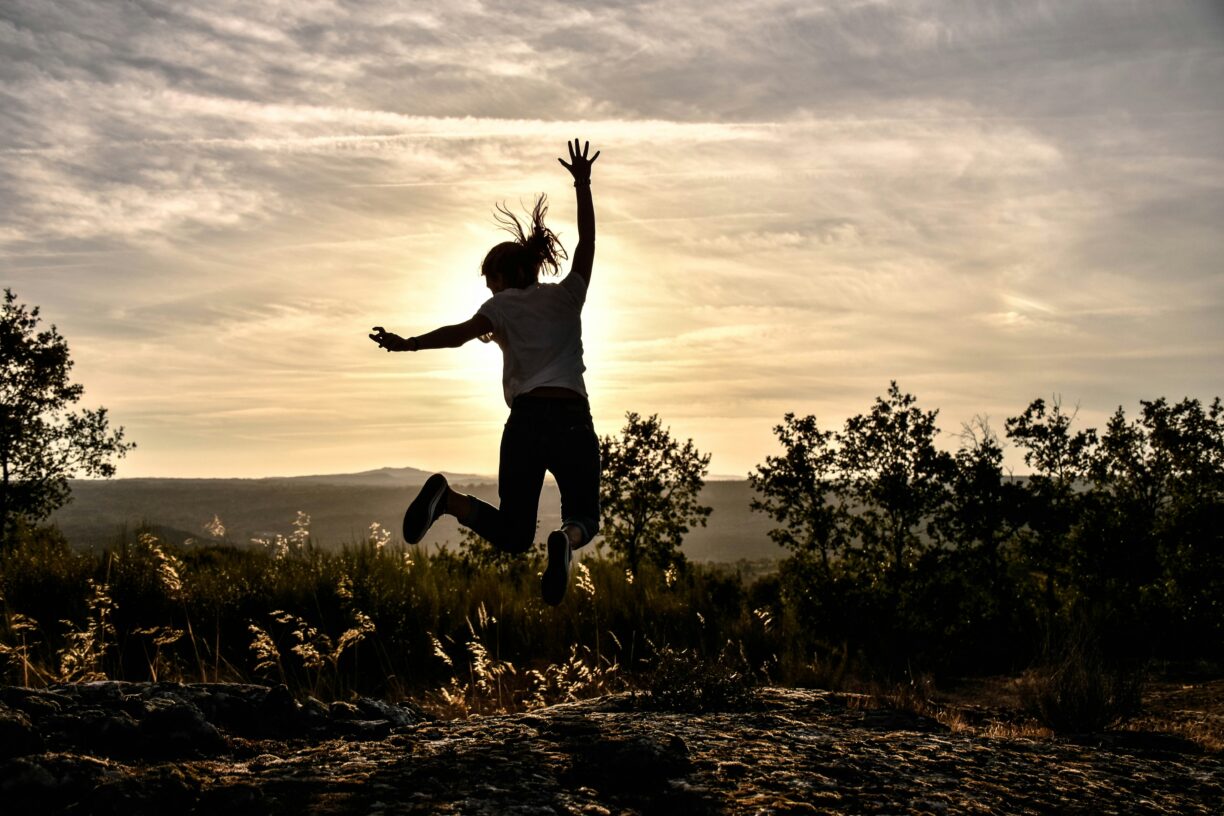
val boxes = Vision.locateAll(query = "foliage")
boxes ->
[940,417,1022,566]
[838,382,955,579]
[749,412,845,574]
[752,383,1224,679]
[0,289,134,541]
[599,412,712,572]
[1019,615,1146,733]
[1005,397,1098,622]
[638,644,758,713]
[1082,397,1224,652]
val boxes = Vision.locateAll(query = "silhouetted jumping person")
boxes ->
[370,139,601,605]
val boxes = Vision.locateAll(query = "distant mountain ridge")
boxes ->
[53,468,779,563]
[269,466,495,487]
[105,466,495,487]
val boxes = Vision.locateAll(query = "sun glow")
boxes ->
[4,1,1221,479]
[577,269,621,377]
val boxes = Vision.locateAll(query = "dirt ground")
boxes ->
[3,675,1223,815]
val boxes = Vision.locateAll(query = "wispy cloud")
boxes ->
[2,0,1222,476]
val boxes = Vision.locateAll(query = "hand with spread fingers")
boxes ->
[558,138,600,184]
[369,326,408,352]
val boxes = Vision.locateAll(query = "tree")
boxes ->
[1004,397,1097,621]
[1,289,134,540]
[837,382,955,578]
[749,412,847,574]
[1083,404,1167,608]
[1090,397,1224,653]
[598,412,711,572]
[941,416,1022,572]
[1142,397,1224,654]
[1109,397,1224,512]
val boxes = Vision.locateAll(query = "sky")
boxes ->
[2,0,1223,479]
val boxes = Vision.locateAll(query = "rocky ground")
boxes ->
[2,681,1222,815]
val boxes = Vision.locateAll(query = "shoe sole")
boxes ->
[541,530,571,606]
[403,474,448,545]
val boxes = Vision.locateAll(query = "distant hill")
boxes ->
[51,471,781,563]
[270,466,494,488]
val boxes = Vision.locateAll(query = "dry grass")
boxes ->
[852,674,1224,751]
[1125,678,1224,753]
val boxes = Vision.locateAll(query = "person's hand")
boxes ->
[369,326,406,352]
[559,139,599,183]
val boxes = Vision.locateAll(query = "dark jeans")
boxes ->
[462,395,601,554]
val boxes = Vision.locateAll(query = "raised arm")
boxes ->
[558,139,599,286]
[369,314,493,352]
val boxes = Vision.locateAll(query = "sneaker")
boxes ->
[541,529,572,606]
[403,473,449,545]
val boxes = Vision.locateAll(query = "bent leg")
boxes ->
[494,467,545,554]
[548,408,601,547]
[458,413,546,554]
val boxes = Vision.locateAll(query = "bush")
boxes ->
[638,645,758,713]
[1019,624,1146,733]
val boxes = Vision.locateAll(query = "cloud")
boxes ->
[1,0,1221,477]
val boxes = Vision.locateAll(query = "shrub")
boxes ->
[1019,624,1146,733]
[637,645,758,713]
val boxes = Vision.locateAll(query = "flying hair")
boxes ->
[482,195,567,289]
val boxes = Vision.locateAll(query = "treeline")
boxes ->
[747,382,1224,676]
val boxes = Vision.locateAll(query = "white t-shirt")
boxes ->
[476,271,589,407]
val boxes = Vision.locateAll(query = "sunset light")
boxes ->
[3,1,1222,479]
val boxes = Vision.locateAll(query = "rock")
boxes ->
[1,683,1221,815]
[0,753,120,814]
[860,707,951,733]
[560,732,718,812]
[329,700,361,719]
[88,764,204,816]
[44,706,140,756]
[0,703,43,757]
[194,684,262,735]
[354,696,419,727]
[302,695,331,724]
[333,718,395,739]
[257,683,304,735]
[565,732,693,794]
[0,755,58,793]
[196,781,267,815]
[0,686,70,718]
[67,680,137,703]
[139,696,228,757]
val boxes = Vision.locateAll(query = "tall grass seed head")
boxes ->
[576,561,595,599]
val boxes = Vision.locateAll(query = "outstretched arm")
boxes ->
[558,139,599,286]
[369,315,493,352]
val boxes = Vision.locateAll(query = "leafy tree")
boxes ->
[1,289,134,541]
[837,382,955,578]
[928,417,1033,669]
[1090,396,1222,505]
[1005,397,1097,621]
[749,412,847,575]
[941,417,1022,572]
[598,412,711,573]
[1092,397,1224,653]
[1083,404,1167,607]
